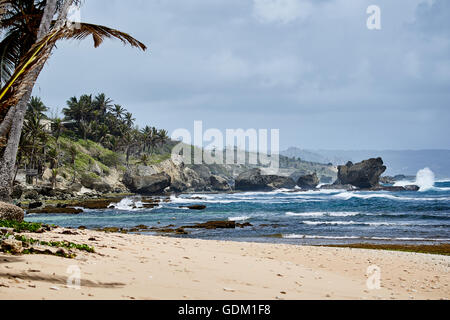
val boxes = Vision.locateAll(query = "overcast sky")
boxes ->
[33,0,450,150]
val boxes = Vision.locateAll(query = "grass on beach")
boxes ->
[323,243,450,256]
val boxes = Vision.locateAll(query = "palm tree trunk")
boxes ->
[0,0,60,202]
[0,106,16,137]
[72,161,76,184]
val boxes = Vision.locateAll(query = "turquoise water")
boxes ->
[26,181,450,245]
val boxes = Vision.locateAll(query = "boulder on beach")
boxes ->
[297,173,320,190]
[0,202,24,222]
[335,158,387,189]
[235,169,295,191]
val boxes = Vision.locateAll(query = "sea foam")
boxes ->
[394,167,435,192]
[228,216,250,222]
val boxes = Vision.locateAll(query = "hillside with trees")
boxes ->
[10,93,175,198]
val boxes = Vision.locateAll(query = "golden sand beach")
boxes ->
[0,227,448,300]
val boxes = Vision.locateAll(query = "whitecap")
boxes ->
[283,234,359,240]
[394,168,436,192]
[302,221,358,226]
[110,197,144,211]
[332,192,448,202]
[228,216,250,222]
[286,212,360,217]
[286,212,325,217]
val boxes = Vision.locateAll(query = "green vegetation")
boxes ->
[0,219,49,233]
[13,93,173,189]
[15,235,95,254]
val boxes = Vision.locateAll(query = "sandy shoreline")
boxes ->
[0,228,449,300]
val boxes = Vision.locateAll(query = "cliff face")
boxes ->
[11,137,338,199]
[123,156,232,194]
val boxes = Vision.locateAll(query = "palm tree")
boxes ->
[0,0,47,88]
[148,127,159,154]
[121,130,135,166]
[47,147,59,170]
[28,96,48,118]
[111,104,125,120]
[68,144,77,184]
[0,0,60,137]
[138,154,150,166]
[158,129,169,148]
[50,168,58,189]
[63,96,83,124]
[104,134,120,153]
[79,120,94,141]
[0,0,146,201]
[141,125,152,152]
[124,112,135,128]
[22,98,48,171]
[94,93,112,117]
[51,117,64,144]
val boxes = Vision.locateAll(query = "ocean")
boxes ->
[25,178,450,246]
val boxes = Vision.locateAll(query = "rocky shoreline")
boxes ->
[1,157,421,218]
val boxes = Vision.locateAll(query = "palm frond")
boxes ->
[63,22,147,50]
[0,30,21,85]
[0,22,147,116]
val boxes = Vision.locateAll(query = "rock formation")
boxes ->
[297,173,320,190]
[235,168,296,191]
[123,171,171,194]
[335,158,387,189]
[210,175,232,192]
[0,202,24,221]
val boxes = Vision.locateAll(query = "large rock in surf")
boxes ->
[335,158,386,189]
[370,185,420,192]
[235,169,296,191]
[266,176,296,189]
[235,169,267,191]
[297,173,320,190]
[123,171,171,194]
[0,202,24,222]
[209,175,231,192]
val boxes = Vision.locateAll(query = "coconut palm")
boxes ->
[158,129,169,148]
[111,104,125,120]
[94,93,113,117]
[27,96,48,118]
[0,0,47,87]
[124,112,135,128]
[51,117,64,144]
[68,144,77,183]
[22,97,49,171]
[141,125,152,152]
[0,0,146,201]
[121,129,136,166]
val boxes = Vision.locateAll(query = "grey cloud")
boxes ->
[34,0,450,150]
